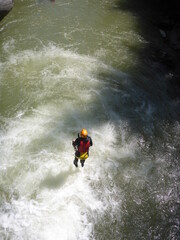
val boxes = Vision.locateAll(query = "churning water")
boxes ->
[0,0,179,239]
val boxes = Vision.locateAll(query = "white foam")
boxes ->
[0,45,116,239]
[0,113,134,239]
[0,44,138,239]
[2,37,16,53]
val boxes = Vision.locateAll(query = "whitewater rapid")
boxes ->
[1,1,180,239]
[0,45,135,239]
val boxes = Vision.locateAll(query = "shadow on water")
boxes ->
[94,1,180,240]
[40,166,78,189]
[113,0,180,101]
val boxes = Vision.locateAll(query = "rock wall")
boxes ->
[0,0,14,21]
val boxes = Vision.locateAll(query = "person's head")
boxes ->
[80,128,88,138]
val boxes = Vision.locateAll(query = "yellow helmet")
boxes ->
[80,128,88,138]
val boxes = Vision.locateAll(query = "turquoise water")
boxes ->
[0,1,179,239]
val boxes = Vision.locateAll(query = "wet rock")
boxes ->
[0,0,14,21]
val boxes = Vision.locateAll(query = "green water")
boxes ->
[0,0,179,239]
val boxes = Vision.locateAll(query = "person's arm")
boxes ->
[72,140,76,148]
[89,136,93,146]
[72,137,80,150]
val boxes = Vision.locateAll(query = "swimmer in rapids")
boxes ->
[72,129,93,167]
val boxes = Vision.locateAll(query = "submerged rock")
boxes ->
[0,0,14,21]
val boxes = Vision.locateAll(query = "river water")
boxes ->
[0,0,179,239]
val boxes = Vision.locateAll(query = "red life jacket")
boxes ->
[78,140,90,152]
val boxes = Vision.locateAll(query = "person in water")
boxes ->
[72,128,93,167]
